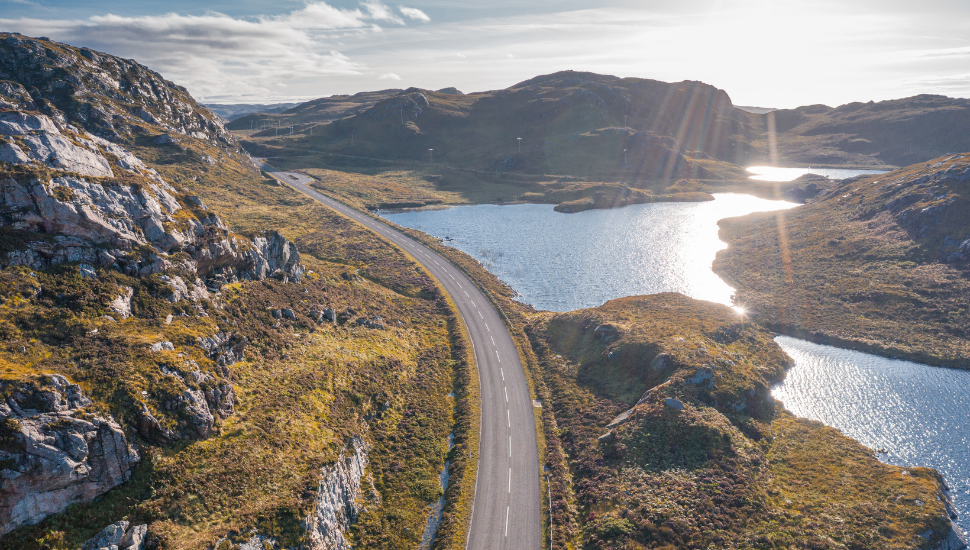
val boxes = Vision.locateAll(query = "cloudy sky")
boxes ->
[2,0,969,108]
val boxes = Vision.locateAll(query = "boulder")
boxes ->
[0,378,138,535]
[664,397,685,411]
[81,521,128,550]
[150,341,174,352]
[80,521,148,550]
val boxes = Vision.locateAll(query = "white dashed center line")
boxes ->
[490,335,495,345]
[509,468,512,492]
[504,386,508,402]
[505,506,509,537]
[495,350,501,362]
[509,436,512,457]
[500,368,504,380]
[507,409,510,427]
[464,291,469,297]
[485,323,490,332]
[478,311,484,320]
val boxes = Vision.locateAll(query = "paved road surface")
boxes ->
[257,161,542,549]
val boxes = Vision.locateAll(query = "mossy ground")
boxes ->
[0,140,474,549]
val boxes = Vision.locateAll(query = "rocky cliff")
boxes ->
[0,33,305,538]
[0,375,137,535]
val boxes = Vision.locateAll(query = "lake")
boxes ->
[385,194,797,313]
[747,165,889,181]
[383,191,970,530]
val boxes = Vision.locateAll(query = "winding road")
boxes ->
[257,161,542,549]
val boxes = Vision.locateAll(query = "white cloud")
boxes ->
[378,72,401,80]
[2,1,969,106]
[0,2,427,101]
[399,6,431,22]
[363,1,404,24]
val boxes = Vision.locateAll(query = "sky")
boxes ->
[2,0,970,108]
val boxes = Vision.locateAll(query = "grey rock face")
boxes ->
[198,331,248,368]
[0,377,138,535]
[303,437,370,550]
[251,231,305,282]
[80,521,148,550]
[22,132,114,177]
[0,141,30,164]
[0,111,59,135]
[180,389,214,438]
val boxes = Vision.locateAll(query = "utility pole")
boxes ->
[428,148,434,162]
[623,149,628,164]
[517,137,522,154]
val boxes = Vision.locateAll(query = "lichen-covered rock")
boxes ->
[302,437,370,550]
[198,332,248,369]
[80,521,149,550]
[108,286,134,319]
[252,231,305,283]
[0,376,138,535]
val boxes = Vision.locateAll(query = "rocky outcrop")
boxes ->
[80,520,148,550]
[198,332,248,369]
[0,375,138,535]
[0,33,231,144]
[251,231,305,283]
[302,437,371,550]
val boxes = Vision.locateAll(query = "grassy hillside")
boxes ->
[528,293,957,549]
[239,71,751,187]
[0,34,476,550]
[758,95,970,168]
[715,152,970,367]
[225,90,402,132]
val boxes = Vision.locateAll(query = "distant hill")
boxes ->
[225,89,402,131]
[735,105,776,114]
[767,94,970,167]
[240,71,754,186]
[205,102,300,121]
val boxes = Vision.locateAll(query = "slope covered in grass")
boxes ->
[527,293,959,549]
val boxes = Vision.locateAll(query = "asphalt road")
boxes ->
[257,161,542,550]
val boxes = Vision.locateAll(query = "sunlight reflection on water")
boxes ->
[772,336,970,531]
[384,194,796,312]
[747,166,889,182]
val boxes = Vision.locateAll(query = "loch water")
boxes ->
[383,190,970,531]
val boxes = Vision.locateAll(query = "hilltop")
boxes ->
[715,152,970,367]
[528,293,962,549]
[0,33,475,550]
[764,95,970,167]
[224,90,402,132]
